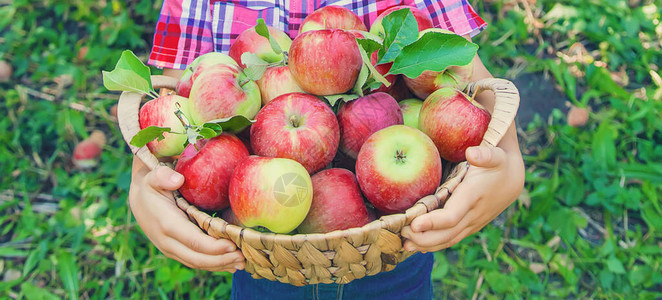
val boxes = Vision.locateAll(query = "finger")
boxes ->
[408,187,475,233]
[145,165,184,191]
[411,225,477,253]
[465,146,506,169]
[163,217,238,255]
[161,238,245,270]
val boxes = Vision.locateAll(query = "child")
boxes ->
[129,0,525,298]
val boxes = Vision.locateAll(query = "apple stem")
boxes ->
[289,115,300,128]
[238,77,251,88]
[395,149,407,164]
[174,102,192,129]
[281,51,289,66]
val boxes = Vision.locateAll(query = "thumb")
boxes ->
[465,146,506,169]
[146,165,185,191]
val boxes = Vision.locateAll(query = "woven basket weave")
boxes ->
[118,76,519,286]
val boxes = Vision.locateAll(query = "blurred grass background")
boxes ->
[0,0,661,298]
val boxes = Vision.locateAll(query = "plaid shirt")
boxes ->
[148,0,487,70]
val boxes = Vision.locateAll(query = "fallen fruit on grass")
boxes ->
[419,88,491,162]
[567,105,589,127]
[73,130,106,168]
[0,60,12,82]
[175,135,249,211]
[229,156,312,234]
[356,125,442,213]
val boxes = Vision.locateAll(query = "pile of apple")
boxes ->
[137,6,491,234]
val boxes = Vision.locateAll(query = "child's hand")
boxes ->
[401,131,525,252]
[129,157,245,272]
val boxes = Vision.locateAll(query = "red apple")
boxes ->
[229,25,292,68]
[289,29,363,96]
[337,92,403,158]
[403,28,475,99]
[256,65,304,105]
[175,134,249,211]
[229,156,313,234]
[356,125,442,213]
[188,64,261,124]
[369,6,434,39]
[251,93,339,174]
[139,94,191,157]
[297,168,374,233]
[221,208,244,226]
[176,52,238,98]
[418,88,491,162]
[72,131,106,168]
[299,6,367,34]
[399,98,424,129]
[384,76,415,101]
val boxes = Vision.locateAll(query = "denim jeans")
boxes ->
[231,252,433,300]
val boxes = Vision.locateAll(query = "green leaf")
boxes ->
[323,94,360,107]
[352,63,369,96]
[56,252,79,300]
[129,126,172,147]
[255,19,283,54]
[356,40,389,87]
[606,255,626,274]
[378,8,419,64]
[203,115,256,133]
[102,50,154,95]
[0,246,27,258]
[591,122,616,171]
[20,282,60,300]
[241,52,269,81]
[198,127,218,139]
[389,32,478,78]
[357,38,382,55]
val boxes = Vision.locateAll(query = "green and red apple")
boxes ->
[176,52,238,97]
[356,125,442,213]
[419,88,491,162]
[139,94,191,157]
[228,25,292,68]
[188,64,261,124]
[289,29,363,95]
[403,28,475,99]
[250,93,339,174]
[229,156,313,234]
[175,134,249,211]
[399,98,424,129]
[299,5,367,34]
[256,65,304,105]
[297,168,374,233]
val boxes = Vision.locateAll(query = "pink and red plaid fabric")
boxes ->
[148,0,487,70]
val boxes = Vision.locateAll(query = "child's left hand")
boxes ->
[401,136,525,252]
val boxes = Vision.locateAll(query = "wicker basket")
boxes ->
[118,76,519,286]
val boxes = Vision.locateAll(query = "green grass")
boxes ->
[1,0,661,298]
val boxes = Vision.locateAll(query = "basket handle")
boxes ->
[465,78,520,147]
[117,75,178,171]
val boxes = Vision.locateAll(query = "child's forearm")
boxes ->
[163,68,185,80]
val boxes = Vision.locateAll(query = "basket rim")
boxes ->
[117,75,519,246]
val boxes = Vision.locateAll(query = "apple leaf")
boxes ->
[242,52,270,81]
[388,32,478,78]
[357,38,382,55]
[356,41,390,88]
[352,63,370,96]
[129,126,172,147]
[377,9,419,65]
[203,115,256,133]
[102,50,156,97]
[255,19,283,55]
[323,94,360,107]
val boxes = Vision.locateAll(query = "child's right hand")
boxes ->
[128,156,245,272]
